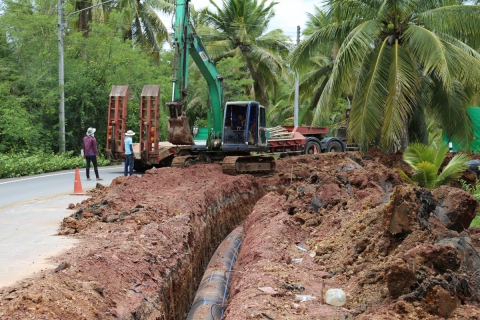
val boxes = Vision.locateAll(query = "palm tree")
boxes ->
[289,0,480,151]
[402,143,470,189]
[194,0,291,106]
[116,0,173,57]
[70,0,174,59]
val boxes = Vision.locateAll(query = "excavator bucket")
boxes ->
[168,116,194,145]
[166,101,194,145]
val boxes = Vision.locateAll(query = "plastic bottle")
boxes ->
[325,288,346,306]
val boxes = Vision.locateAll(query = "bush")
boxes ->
[0,151,112,178]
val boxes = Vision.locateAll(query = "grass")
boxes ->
[0,151,112,179]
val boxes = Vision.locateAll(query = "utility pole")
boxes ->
[57,0,116,153]
[294,26,300,126]
[58,0,65,153]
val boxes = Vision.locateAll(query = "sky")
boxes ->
[160,0,322,43]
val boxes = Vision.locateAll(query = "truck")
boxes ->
[106,0,350,173]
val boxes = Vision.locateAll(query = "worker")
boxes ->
[467,159,480,178]
[236,114,246,130]
[124,130,135,176]
[83,127,103,181]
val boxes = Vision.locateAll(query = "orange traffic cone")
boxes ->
[313,145,318,154]
[71,167,85,195]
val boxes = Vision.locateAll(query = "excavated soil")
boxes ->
[1,151,480,320]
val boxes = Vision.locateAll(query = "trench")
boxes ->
[126,186,264,319]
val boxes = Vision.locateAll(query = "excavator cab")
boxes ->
[222,102,268,150]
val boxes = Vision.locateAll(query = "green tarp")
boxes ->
[443,106,480,152]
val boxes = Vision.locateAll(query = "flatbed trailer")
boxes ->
[267,125,346,156]
[129,142,191,170]
[106,85,191,171]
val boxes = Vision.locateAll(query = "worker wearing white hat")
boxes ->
[124,130,135,176]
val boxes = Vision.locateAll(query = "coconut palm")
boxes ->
[402,143,470,189]
[70,0,174,59]
[290,0,480,151]
[194,0,291,106]
[116,0,173,55]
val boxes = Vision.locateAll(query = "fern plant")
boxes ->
[402,143,470,189]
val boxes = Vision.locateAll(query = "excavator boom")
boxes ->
[166,0,275,175]
[167,0,224,146]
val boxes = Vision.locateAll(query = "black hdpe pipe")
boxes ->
[186,226,243,320]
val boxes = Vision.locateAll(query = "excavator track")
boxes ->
[171,155,196,168]
[222,156,239,175]
[172,154,213,168]
[222,156,276,175]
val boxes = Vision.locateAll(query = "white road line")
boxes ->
[0,166,123,185]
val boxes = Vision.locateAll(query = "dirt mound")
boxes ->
[225,153,480,319]
[1,152,480,319]
[0,164,264,319]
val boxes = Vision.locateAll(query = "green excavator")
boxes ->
[166,0,275,175]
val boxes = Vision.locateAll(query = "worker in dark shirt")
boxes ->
[236,114,246,130]
[83,127,103,181]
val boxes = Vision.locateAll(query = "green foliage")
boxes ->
[217,57,254,102]
[65,18,171,153]
[197,0,291,106]
[0,5,173,155]
[470,216,480,227]
[290,0,480,150]
[402,143,470,189]
[460,179,480,202]
[0,151,112,179]
[185,55,254,127]
[460,179,480,227]
[0,1,60,152]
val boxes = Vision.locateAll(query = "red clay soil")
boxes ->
[1,151,480,320]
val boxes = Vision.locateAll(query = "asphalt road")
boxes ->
[0,165,138,288]
[0,165,127,209]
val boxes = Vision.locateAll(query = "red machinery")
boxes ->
[106,85,129,162]
[139,85,160,166]
[106,85,191,171]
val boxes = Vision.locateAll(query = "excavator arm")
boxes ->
[167,0,224,146]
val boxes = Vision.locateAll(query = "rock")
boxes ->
[258,287,277,295]
[4,293,17,300]
[62,217,79,228]
[401,243,461,273]
[315,183,347,208]
[432,186,478,232]
[435,235,480,272]
[425,285,459,318]
[54,262,70,273]
[383,185,419,235]
[23,293,43,303]
[349,173,369,189]
[82,212,94,218]
[385,259,417,299]
[311,194,323,213]
[61,216,90,232]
